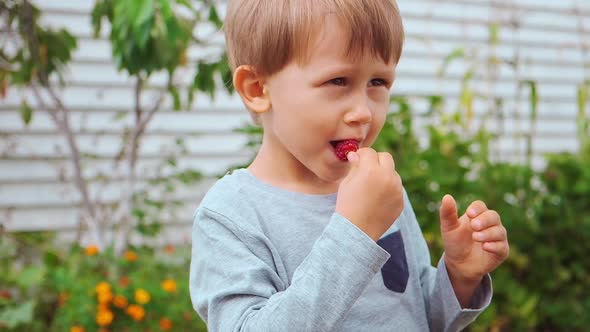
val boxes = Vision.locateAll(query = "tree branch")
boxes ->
[32,82,104,247]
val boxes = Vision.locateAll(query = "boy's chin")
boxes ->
[316,163,350,183]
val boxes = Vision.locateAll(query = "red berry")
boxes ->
[334,139,359,161]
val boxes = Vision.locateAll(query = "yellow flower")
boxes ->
[96,309,114,326]
[159,317,173,330]
[135,288,151,304]
[124,250,137,262]
[85,245,99,256]
[95,282,111,294]
[70,326,85,332]
[126,304,145,321]
[161,279,177,293]
[97,291,113,304]
[113,295,128,308]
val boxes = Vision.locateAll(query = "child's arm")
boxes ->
[401,191,493,331]
[439,194,509,306]
[190,206,390,332]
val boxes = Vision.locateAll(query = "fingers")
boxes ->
[346,151,359,164]
[356,147,379,165]
[355,149,396,171]
[439,194,460,233]
[377,152,395,170]
[470,210,501,231]
[466,200,488,218]
[482,241,510,259]
[472,225,507,242]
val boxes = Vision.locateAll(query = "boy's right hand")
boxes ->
[336,148,404,241]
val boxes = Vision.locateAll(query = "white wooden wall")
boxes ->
[1,0,588,240]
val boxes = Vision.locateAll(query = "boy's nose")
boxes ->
[344,97,372,125]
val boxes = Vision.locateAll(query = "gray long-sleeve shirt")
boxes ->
[189,169,492,331]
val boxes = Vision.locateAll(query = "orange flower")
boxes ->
[118,276,131,288]
[159,317,173,330]
[161,279,177,293]
[96,309,114,326]
[95,282,111,294]
[97,291,113,304]
[70,326,85,332]
[135,288,151,304]
[126,304,145,321]
[97,303,110,312]
[124,250,137,262]
[164,245,176,254]
[113,295,128,308]
[85,245,99,256]
[58,292,69,306]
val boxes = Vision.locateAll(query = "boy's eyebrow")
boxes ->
[315,64,395,78]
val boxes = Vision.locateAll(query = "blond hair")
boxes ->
[224,0,405,123]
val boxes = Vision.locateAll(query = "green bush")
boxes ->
[0,234,206,332]
[375,97,590,331]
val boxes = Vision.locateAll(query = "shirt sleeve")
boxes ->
[189,207,391,332]
[401,191,493,332]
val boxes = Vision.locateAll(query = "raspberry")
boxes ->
[334,139,359,161]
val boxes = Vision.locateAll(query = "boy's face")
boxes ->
[260,16,396,191]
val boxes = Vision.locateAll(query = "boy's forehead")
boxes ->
[302,15,394,67]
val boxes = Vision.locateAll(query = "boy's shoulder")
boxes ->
[197,168,261,222]
[199,168,249,204]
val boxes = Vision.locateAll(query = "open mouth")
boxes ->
[330,139,359,161]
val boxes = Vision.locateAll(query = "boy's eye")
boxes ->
[369,79,388,87]
[328,77,347,86]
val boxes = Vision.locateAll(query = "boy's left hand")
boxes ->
[439,194,509,282]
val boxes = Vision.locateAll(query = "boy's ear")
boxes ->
[233,65,271,114]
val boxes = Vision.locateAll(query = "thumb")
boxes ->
[346,151,359,167]
[440,194,460,233]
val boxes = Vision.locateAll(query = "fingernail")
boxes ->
[468,208,477,216]
[473,232,484,241]
[346,151,358,162]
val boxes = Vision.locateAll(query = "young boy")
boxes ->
[190,0,510,331]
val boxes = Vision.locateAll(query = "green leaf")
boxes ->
[426,95,443,115]
[193,61,217,98]
[176,0,193,9]
[169,85,182,111]
[0,300,35,328]
[90,1,104,37]
[19,100,33,125]
[578,83,588,120]
[489,23,500,45]
[460,88,474,125]
[208,6,223,29]
[135,0,154,27]
[43,250,61,268]
[15,266,45,289]
[438,47,464,77]
[523,80,538,122]
[462,67,476,84]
